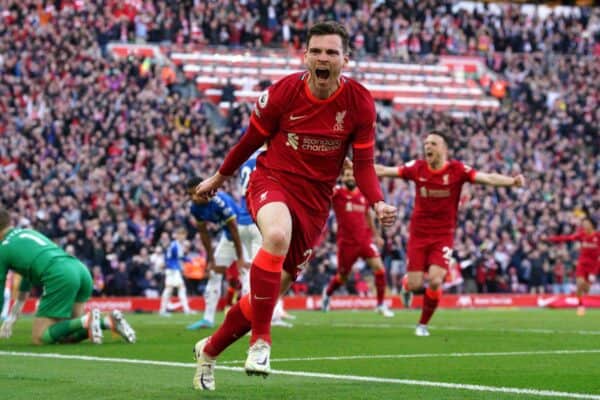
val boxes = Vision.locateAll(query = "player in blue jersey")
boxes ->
[186,177,251,329]
[159,227,194,316]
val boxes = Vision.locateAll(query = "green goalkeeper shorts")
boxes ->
[36,258,93,319]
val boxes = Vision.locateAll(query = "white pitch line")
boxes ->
[270,369,600,400]
[298,321,600,336]
[1,351,599,399]
[219,348,600,364]
[433,325,600,336]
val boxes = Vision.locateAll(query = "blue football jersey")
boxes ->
[190,192,241,240]
[165,240,186,271]
[237,150,263,226]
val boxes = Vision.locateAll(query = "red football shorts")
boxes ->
[575,261,598,282]
[406,231,454,273]
[337,240,379,276]
[247,169,329,279]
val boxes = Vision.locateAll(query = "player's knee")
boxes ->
[262,228,290,253]
[428,280,443,291]
[428,268,446,290]
[406,276,423,291]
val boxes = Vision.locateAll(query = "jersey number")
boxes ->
[442,246,453,267]
[19,232,52,246]
[297,249,313,271]
[240,165,253,195]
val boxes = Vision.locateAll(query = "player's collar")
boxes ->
[426,161,449,174]
[303,73,345,104]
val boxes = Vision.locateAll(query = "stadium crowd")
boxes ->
[0,1,598,298]
[92,0,600,58]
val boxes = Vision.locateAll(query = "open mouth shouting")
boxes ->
[425,150,435,162]
[315,68,330,82]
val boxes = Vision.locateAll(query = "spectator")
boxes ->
[220,78,236,103]
[137,269,160,298]
[0,1,597,299]
[529,249,546,294]
[109,262,130,296]
[91,266,106,297]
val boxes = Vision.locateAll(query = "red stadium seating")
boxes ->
[173,52,499,112]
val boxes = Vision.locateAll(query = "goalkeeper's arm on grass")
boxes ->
[0,279,30,338]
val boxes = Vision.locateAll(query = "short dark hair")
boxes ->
[0,208,10,231]
[307,21,350,54]
[428,130,453,149]
[186,176,203,191]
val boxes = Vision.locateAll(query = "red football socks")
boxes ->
[250,248,285,345]
[204,297,251,358]
[374,269,386,305]
[419,287,442,325]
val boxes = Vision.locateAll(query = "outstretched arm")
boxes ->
[473,172,525,188]
[543,234,580,243]
[374,164,401,177]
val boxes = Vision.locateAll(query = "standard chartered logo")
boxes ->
[286,133,342,153]
[286,133,299,150]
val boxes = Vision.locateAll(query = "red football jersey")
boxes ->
[332,185,372,244]
[400,159,477,234]
[547,231,600,266]
[250,72,376,211]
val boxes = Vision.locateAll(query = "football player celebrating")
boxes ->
[376,131,524,336]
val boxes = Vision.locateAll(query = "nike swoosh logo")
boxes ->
[254,295,272,300]
[537,297,557,307]
[201,372,212,390]
[289,114,306,121]
[257,356,269,366]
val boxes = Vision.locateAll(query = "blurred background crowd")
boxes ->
[0,0,598,298]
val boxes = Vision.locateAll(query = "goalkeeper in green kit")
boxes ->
[0,208,136,345]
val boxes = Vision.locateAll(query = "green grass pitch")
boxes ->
[1,308,599,399]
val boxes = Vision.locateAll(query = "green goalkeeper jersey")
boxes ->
[0,228,73,310]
